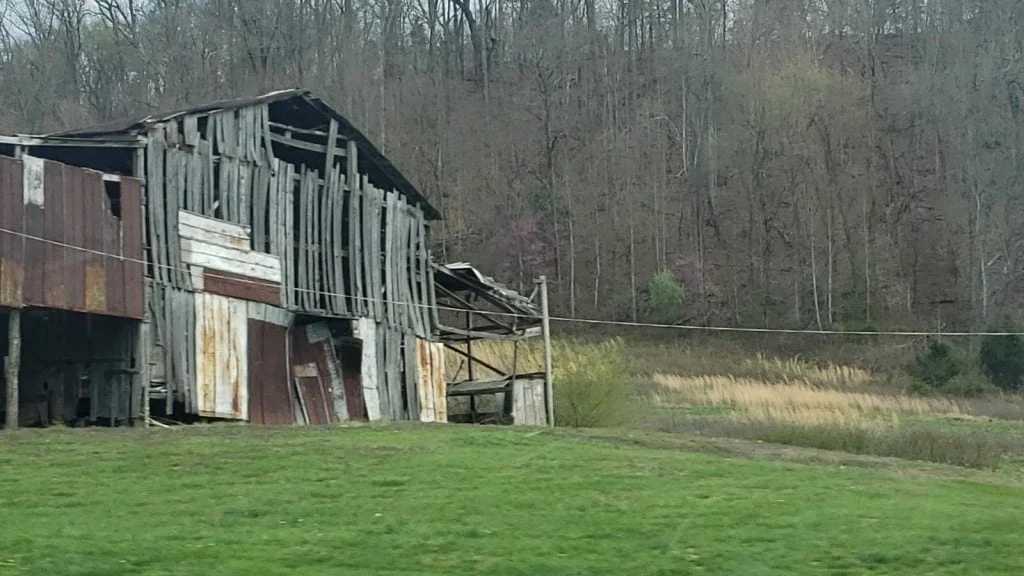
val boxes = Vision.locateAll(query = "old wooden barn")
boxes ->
[0,89,552,429]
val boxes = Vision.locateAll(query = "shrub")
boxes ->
[554,340,634,428]
[940,371,996,398]
[908,339,963,390]
[979,331,1024,392]
[646,270,685,323]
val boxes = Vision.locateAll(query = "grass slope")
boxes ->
[1,425,1022,575]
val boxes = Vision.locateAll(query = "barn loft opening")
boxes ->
[104,179,122,218]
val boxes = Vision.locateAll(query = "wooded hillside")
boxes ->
[1,0,1020,331]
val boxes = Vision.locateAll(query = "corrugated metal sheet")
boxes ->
[194,293,248,420]
[247,319,293,425]
[0,154,144,318]
[0,155,25,307]
[416,339,446,422]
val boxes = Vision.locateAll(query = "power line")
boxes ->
[2,225,1020,338]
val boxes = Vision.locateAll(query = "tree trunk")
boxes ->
[450,0,485,80]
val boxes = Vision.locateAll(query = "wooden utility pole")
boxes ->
[538,276,554,427]
[5,310,21,430]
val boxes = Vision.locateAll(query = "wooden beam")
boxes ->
[442,343,508,378]
[0,135,146,148]
[268,122,332,138]
[268,132,348,158]
[437,324,540,342]
[4,310,21,430]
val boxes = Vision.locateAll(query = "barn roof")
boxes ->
[46,89,441,219]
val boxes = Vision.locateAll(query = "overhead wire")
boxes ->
[2,225,1021,337]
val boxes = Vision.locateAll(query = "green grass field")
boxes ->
[1,424,1023,575]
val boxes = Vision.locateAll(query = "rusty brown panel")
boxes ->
[262,322,293,425]
[338,340,365,421]
[295,376,331,425]
[203,269,282,306]
[22,204,45,307]
[85,264,108,312]
[65,166,86,312]
[247,319,266,425]
[43,161,66,309]
[343,361,365,421]
[103,194,124,318]
[289,328,337,425]
[0,259,23,308]
[120,177,144,319]
[79,170,107,314]
[0,156,25,307]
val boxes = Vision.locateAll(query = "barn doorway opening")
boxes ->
[1,309,139,428]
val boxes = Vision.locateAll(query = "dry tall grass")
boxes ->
[445,340,545,381]
[738,354,873,389]
[653,374,964,426]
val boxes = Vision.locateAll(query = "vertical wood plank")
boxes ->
[184,115,199,147]
[262,104,276,166]
[147,133,167,285]
[163,148,183,287]
[284,163,295,308]
[346,177,360,315]
[325,119,338,177]
[322,169,336,314]
[417,212,431,335]
[187,149,202,213]
[360,179,374,319]
[267,160,279,256]
[339,170,352,315]
[383,191,397,328]
[310,169,322,311]
[297,168,309,310]
[238,162,251,227]
[356,318,381,421]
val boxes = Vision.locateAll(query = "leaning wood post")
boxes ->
[538,276,554,427]
[5,309,21,430]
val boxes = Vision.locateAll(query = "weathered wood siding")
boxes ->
[0,155,144,318]
[512,378,547,426]
[194,293,248,420]
[416,339,446,422]
[145,107,433,336]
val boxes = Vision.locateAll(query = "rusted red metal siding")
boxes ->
[247,319,294,425]
[204,269,282,306]
[0,156,25,307]
[290,327,338,425]
[0,155,144,319]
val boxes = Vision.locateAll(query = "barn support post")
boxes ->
[538,276,554,427]
[5,309,21,430]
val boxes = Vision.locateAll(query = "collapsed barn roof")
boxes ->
[36,89,440,220]
[433,262,541,342]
